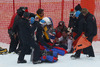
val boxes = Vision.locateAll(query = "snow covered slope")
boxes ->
[0,41,100,67]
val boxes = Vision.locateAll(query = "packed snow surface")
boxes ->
[0,41,100,67]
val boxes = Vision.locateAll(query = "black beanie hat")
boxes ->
[17,7,25,17]
[75,4,82,11]
[23,12,30,18]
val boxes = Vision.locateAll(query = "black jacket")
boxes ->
[12,18,37,47]
[29,13,36,18]
[13,15,22,34]
[85,12,97,37]
[36,23,51,48]
[74,15,86,40]
[68,17,76,28]
[68,17,79,33]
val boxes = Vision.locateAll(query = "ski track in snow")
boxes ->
[0,41,100,67]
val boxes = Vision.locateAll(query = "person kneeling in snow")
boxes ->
[55,29,73,53]
[41,17,54,43]
[36,17,54,49]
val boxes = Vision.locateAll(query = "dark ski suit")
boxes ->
[13,18,41,61]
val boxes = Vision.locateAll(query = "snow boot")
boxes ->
[33,60,42,64]
[17,60,27,63]
[71,54,80,59]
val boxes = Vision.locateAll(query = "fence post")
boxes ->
[39,0,41,9]
[73,0,74,9]
[61,0,64,21]
[13,0,15,14]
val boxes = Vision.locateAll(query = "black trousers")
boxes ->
[75,36,95,57]
[18,38,41,61]
[15,38,23,52]
[9,34,19,53]
[75,46,95,57]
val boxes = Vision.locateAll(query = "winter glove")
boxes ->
[48,46,53,49]
[8,29,15,36]
[67,27,72,33]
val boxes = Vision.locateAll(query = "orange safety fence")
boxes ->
[0,0,100,44]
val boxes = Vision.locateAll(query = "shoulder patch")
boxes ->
[93,17,95,20]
